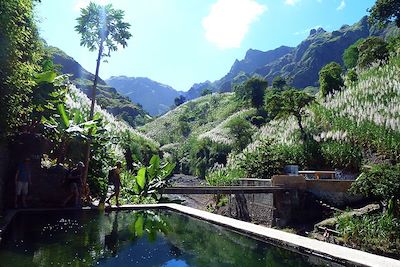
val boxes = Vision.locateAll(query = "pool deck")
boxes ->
[1,203,400,267]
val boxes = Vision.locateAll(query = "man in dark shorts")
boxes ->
[14,158,32,208]
[62,162,84,207]
[106,162,122,206]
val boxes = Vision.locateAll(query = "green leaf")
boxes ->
[147,229,157,242]
[160,162,176,179]
[147,155,160,180]
[133,183,140,194]
[34,71,57,84]
[134,216,144,237]
[57,104,70,128]
[93,112,102,121]
[73,110,84,124]
[135,167,147,190]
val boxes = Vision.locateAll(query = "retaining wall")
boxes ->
[228,176,361,227]
[272,175,361,207]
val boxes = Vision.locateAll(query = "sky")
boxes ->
[36,0,376,91]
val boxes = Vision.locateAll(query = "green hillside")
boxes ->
[142,93,248,144]
[142,49,400,180]
[46,46,151,127]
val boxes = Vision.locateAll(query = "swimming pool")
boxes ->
[0,208,326,267]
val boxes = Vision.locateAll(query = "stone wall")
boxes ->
[3,133,74,208]
[227,179,301,227]
[229,179,274,225]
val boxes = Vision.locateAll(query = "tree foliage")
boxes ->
[234,77,268,109]
[225,117,254,152]
[201,88,212,96]
[343,39,364,69]
[319,62,344,97]
[351,164,400,216]
[0,0,43,135]
[75,2,132,195]
[272,76,287,90]
[75,3,132,56]
[265,89,315,140]
[368,0,400,28]
[174,95,186,107]
[357,37,389,68]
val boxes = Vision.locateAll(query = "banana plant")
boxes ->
[128,211,170,242]
[132,155,176,199]
[41,102,103,163]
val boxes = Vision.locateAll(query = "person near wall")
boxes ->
[106,162,122,206]
[15,157,32,208]
[62,162,85,207]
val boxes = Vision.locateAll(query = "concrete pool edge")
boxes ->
[1,204,399,267]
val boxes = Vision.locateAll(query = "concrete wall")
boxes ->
[227,176,363,227]
[306,179,362,206]
[271,175,361,207]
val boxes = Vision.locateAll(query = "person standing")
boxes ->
[106,162,122,206]
[15,158,32,208]
[62,162,85,207]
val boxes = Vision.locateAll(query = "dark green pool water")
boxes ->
[0,209,328,267]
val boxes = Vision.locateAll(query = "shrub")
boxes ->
[272,143,307,168]
[206,164,244,186]
[250,115,265,127]
[225,117,255,152]
[319,62,344,97]
[189,139,231,178]
[238,139,283,179]
[234,77,268,109]
[321,141,362,171]
[351,163,400,216]
[357,37,389,68]
[336,213,400,256]
[343,39,364,69]
[344,69,358,86]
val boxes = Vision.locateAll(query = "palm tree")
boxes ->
[75,2,132,197]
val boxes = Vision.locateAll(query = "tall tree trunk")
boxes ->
[82,42,104,200]
[124,147,134,171]
[296,115,306,141]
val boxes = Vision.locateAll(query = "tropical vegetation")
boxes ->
[1,0,400,258]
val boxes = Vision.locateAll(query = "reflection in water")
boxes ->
[0,210,328,267]
[104,213,119,256]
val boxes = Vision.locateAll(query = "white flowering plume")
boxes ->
[66,86,159,148]
[324,63,400,132]
[198,108,256,145]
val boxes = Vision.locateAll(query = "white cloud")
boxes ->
[284,0,301,6]
[74,0,111,12]
[202,0,266,49]
[337,0,346,11]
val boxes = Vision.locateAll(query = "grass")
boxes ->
[336,213,400,257]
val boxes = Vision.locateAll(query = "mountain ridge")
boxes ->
[47,46,151,127]
[184,16,399,98]
[106,76,184,116]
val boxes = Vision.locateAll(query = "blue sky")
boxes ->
[37,0,375,91]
